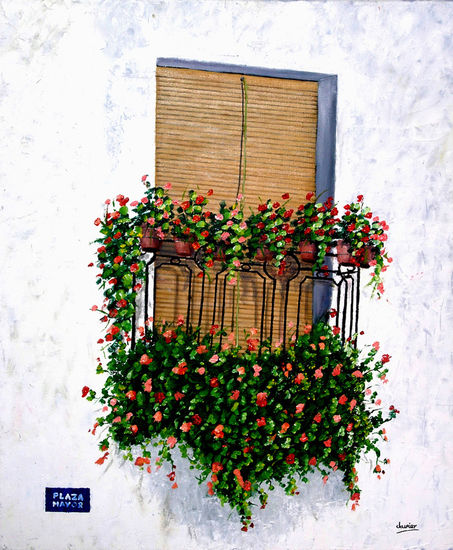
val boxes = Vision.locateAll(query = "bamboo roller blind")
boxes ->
[154,66,318,343]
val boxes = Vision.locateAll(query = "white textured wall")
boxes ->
[1,1,452,549]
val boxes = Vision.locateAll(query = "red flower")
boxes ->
[381,354,391,363]
[306,192,315,201]
[174,392,185,401]
[256,417,266,427]
[113,256,123,264]
[195,195,204,204]
[94,217,101,226]
[192,414,202,425]
[154,392,165,403]
[286,454,295,464]
[207,189,213,196]
[131,425,138,434]
[135,456,150,466]
[273,201,280,209]
[117,299,127,308]
[282,193,290,200]
[97,246,106,254]
[230,390,240,400]
[324,438,332,447]
[313,412,322,423]
[256,392,268,407]
[130,263,139,273]
[192,242,201,251]
[125,390,136,400]
[211,424,224,438]
[308,457,317,466]
[338,394,348,405]
[140,354,153,365]
[81,386,90,398]
[181,201,190,210]
[211,462,223,473]
[210,377,219,388]
[258,204,267,212]
[339,453,346,461]
[209,324,219,335]
[299,433,308,442]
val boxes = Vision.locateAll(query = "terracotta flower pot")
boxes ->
[254,247,273,262]
[299,240,317,263]
[174,239,192,257]
[140,224,162,252]
[336,240,355,266]
[359,246,376,268]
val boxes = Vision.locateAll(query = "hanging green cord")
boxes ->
[235,77,248,344]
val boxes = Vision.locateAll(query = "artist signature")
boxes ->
[396,522,419,534]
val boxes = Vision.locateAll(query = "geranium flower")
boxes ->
[349,399,357,411]
[299,433,308,442]
[256,417,266,427]
[211,424,224,438]
[294,373,304,384]
[313,413,322,423]
[286,454,295,464]
[332,364,342,376]
[209,354,219,364]
[174,392,185,401]
[314,368,323,379]
[210,377,219,387]
[113,256,123,264]
[197,367,205,375]
[381,354,391,363]
[323,438,332,447]
[211,462,223,473]
[95,452,109,465]
[125,390,136,400]
[81,386,90,398]
[280,422,290,434]
[140,354,153,365]
[352,370,363,378]
[154,392,165,403]
[181,421,192,432]
[230,390,240,400]
[153,411,162,422]
[256,392,268,407]
[338,395,348,405]
[130,263,139,273]
[333,415,342,423]
[192,414,202,425]
[308,457,317,466]
[253,364,262,377]
[295,403,305,414]
[167,436,177,448]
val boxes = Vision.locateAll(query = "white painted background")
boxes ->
[1,1,452,549]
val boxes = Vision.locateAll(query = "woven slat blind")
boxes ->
[155,66,318,342]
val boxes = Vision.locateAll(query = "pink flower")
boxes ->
[125,412,133,421]
[140,354,153,365]
[295,403,305,414]
[112,416,121,423]
[375,399,382,405]
[319,342,325,350]
[352,370,363,378]
[197,367,205,375]
[141,175,148,182]
[109,398,117,406]
[323,475,329,484]
[181,422,192,432]
[143,378,152,392]
[164,182,172,189]
[253,364,262,377]
[167,436,177,448]
[215,213,224,221]
[221,232,230,241]
[314,368,323,379]
[227,277,237,286]
[209,354,219,364]
[333,415,342,423]
[238,236,246,243]
[153,411,162,422]
[237,366,245,375]
[233,259,241,267]
[373,341,380,351]
[349,399,357,411]
[91,305,98,311]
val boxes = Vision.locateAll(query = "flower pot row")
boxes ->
[141,225,374,268]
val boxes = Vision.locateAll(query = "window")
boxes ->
[153,59,337,342]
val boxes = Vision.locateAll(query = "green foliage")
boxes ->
[87,320,397,527]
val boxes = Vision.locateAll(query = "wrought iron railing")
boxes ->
[131,242,360,349]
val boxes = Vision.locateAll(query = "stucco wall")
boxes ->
[1,1,452,549]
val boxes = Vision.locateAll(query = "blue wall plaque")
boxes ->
[45,488,90,513]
